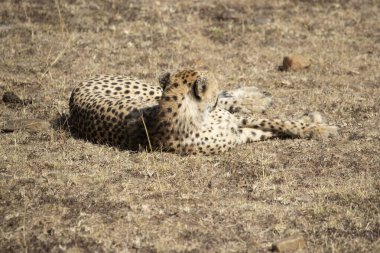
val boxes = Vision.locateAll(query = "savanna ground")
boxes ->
[0,0,379,252]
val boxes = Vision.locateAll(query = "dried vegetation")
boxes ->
[0,0,379,252]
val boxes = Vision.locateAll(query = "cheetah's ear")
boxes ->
[158,71,171,90]
[192,76,207,100]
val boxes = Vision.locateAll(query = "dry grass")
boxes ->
[1,0,379,252]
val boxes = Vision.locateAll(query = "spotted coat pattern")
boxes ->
[69,70,338,154]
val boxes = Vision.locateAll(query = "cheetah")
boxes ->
[69,70,338,155]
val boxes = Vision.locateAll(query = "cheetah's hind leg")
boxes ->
[217,86,272,114]
[296,112,339,139]
[237,112,339,140]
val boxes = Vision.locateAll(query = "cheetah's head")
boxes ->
[158,69,220,114]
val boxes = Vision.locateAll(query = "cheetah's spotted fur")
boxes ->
[69,70,338,155]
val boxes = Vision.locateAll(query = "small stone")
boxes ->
[279,55,311,71]
[1,119,50,133]
[65,247,82,253]
[2,91,32,106]
[272,235,306,252]
[2,92,23,104]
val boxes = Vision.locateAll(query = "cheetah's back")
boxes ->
[69,75,162,149]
